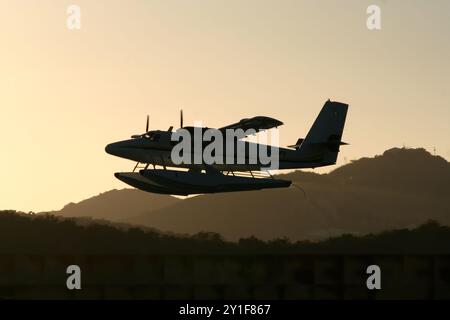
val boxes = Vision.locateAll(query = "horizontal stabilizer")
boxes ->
[288,138,304,149]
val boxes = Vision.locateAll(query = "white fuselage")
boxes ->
[105,130,332,171]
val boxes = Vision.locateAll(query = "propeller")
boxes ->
[167,110,182,132]
[131,115,150,139]
[180,109,183,128]
[132,110,181,139]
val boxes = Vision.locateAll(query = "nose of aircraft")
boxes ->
[105,142,121,156]
[105,138,146,162]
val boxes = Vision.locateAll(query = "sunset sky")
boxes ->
[1,0,449,212]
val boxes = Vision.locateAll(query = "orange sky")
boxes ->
[1,0,449,212]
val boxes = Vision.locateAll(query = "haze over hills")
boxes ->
[51,148,450,241]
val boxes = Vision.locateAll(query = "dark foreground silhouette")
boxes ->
[1,211,449,299]
[1,210,450,255]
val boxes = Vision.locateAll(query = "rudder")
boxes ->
[296,100,349,166]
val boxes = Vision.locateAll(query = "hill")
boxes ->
[47,189,179,222]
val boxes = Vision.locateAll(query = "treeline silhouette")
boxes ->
[1,210,449,255]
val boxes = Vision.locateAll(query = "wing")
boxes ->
[179,116,283,140]
[219,116,283,133]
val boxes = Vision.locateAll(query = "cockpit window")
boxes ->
[144,132,160,142]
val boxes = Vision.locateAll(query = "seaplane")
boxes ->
[105,100,349,195]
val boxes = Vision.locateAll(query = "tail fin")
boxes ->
[296,100,349,166]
